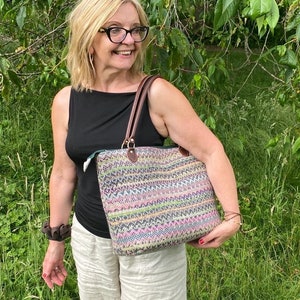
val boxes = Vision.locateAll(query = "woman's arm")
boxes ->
[42,86,77,289]
[148,78,240,248]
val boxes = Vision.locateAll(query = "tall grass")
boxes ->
[186,50,300,300]
[187,87,300,299]
[1,51,299,299]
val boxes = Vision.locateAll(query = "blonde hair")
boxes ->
[66,0,149,91]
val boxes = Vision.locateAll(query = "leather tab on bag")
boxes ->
[179,146,190,157]
[127,148,138,162]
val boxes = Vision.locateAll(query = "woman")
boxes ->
[42,0,241,299]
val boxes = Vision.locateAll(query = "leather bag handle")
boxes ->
[122,75,161,161]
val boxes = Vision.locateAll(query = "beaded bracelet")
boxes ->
[41,221,71,241]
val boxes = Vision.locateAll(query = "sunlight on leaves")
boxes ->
[16,6,27,29]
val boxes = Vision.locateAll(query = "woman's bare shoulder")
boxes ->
[53,86,72,106]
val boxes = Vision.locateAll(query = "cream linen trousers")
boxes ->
[71,215,187,300]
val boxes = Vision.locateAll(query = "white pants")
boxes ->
[71,215,187,300]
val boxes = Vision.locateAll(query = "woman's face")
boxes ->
[92,2,143,75]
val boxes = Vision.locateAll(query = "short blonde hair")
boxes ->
[66,0,149,91]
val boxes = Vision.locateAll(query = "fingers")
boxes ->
[42,272,54,289]
[52,266,67,286]
[42,242,67,289]
[42,265,68,289]
[188,237,222,249]
[188,220,241,249]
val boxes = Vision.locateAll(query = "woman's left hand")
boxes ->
[188,220,241,249]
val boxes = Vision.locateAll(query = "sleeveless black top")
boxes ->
[66,88,165,238]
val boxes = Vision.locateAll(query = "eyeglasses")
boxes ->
[99,26,149,44]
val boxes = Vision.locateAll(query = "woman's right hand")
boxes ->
[42,241,68,290]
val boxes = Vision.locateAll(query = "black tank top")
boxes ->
[66,88,165,238]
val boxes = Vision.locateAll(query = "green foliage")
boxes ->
[0,0,71,101]
[1,0,298,115]
[213,0,240,30]
[242,0,280,36]
[1,0,300,298]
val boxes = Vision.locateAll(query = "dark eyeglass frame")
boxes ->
[98,26,149,44]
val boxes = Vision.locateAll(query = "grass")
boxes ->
[1,50,300,299]
[185,50,300,300]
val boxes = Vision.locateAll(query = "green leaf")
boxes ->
[0,57,10,73]
[193,74,202,90]
[232,137,244,154]
[155,29,165,48]
[279,49,298,68]
[208,64,216,78]
[276,45,286,57]
[1,74,10,101]
[266,136,279,149]
[213,0,240,30]
[250,0,272,19]
[193,48,204,66]
[292,137,300,155]
[16,6,27,30]
[296,24,300,41]
[0,0,4,12]
[256,15,266,37]
[169,28,189,58]
[205,116,216,130]
[7,70,21,87]
[0,73,3,92]
[266,0,279,31]
[286,15,300,31]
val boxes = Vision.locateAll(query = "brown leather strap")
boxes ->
[122,75,161,161]
[124,75,152,141]
[129,75,161,140]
